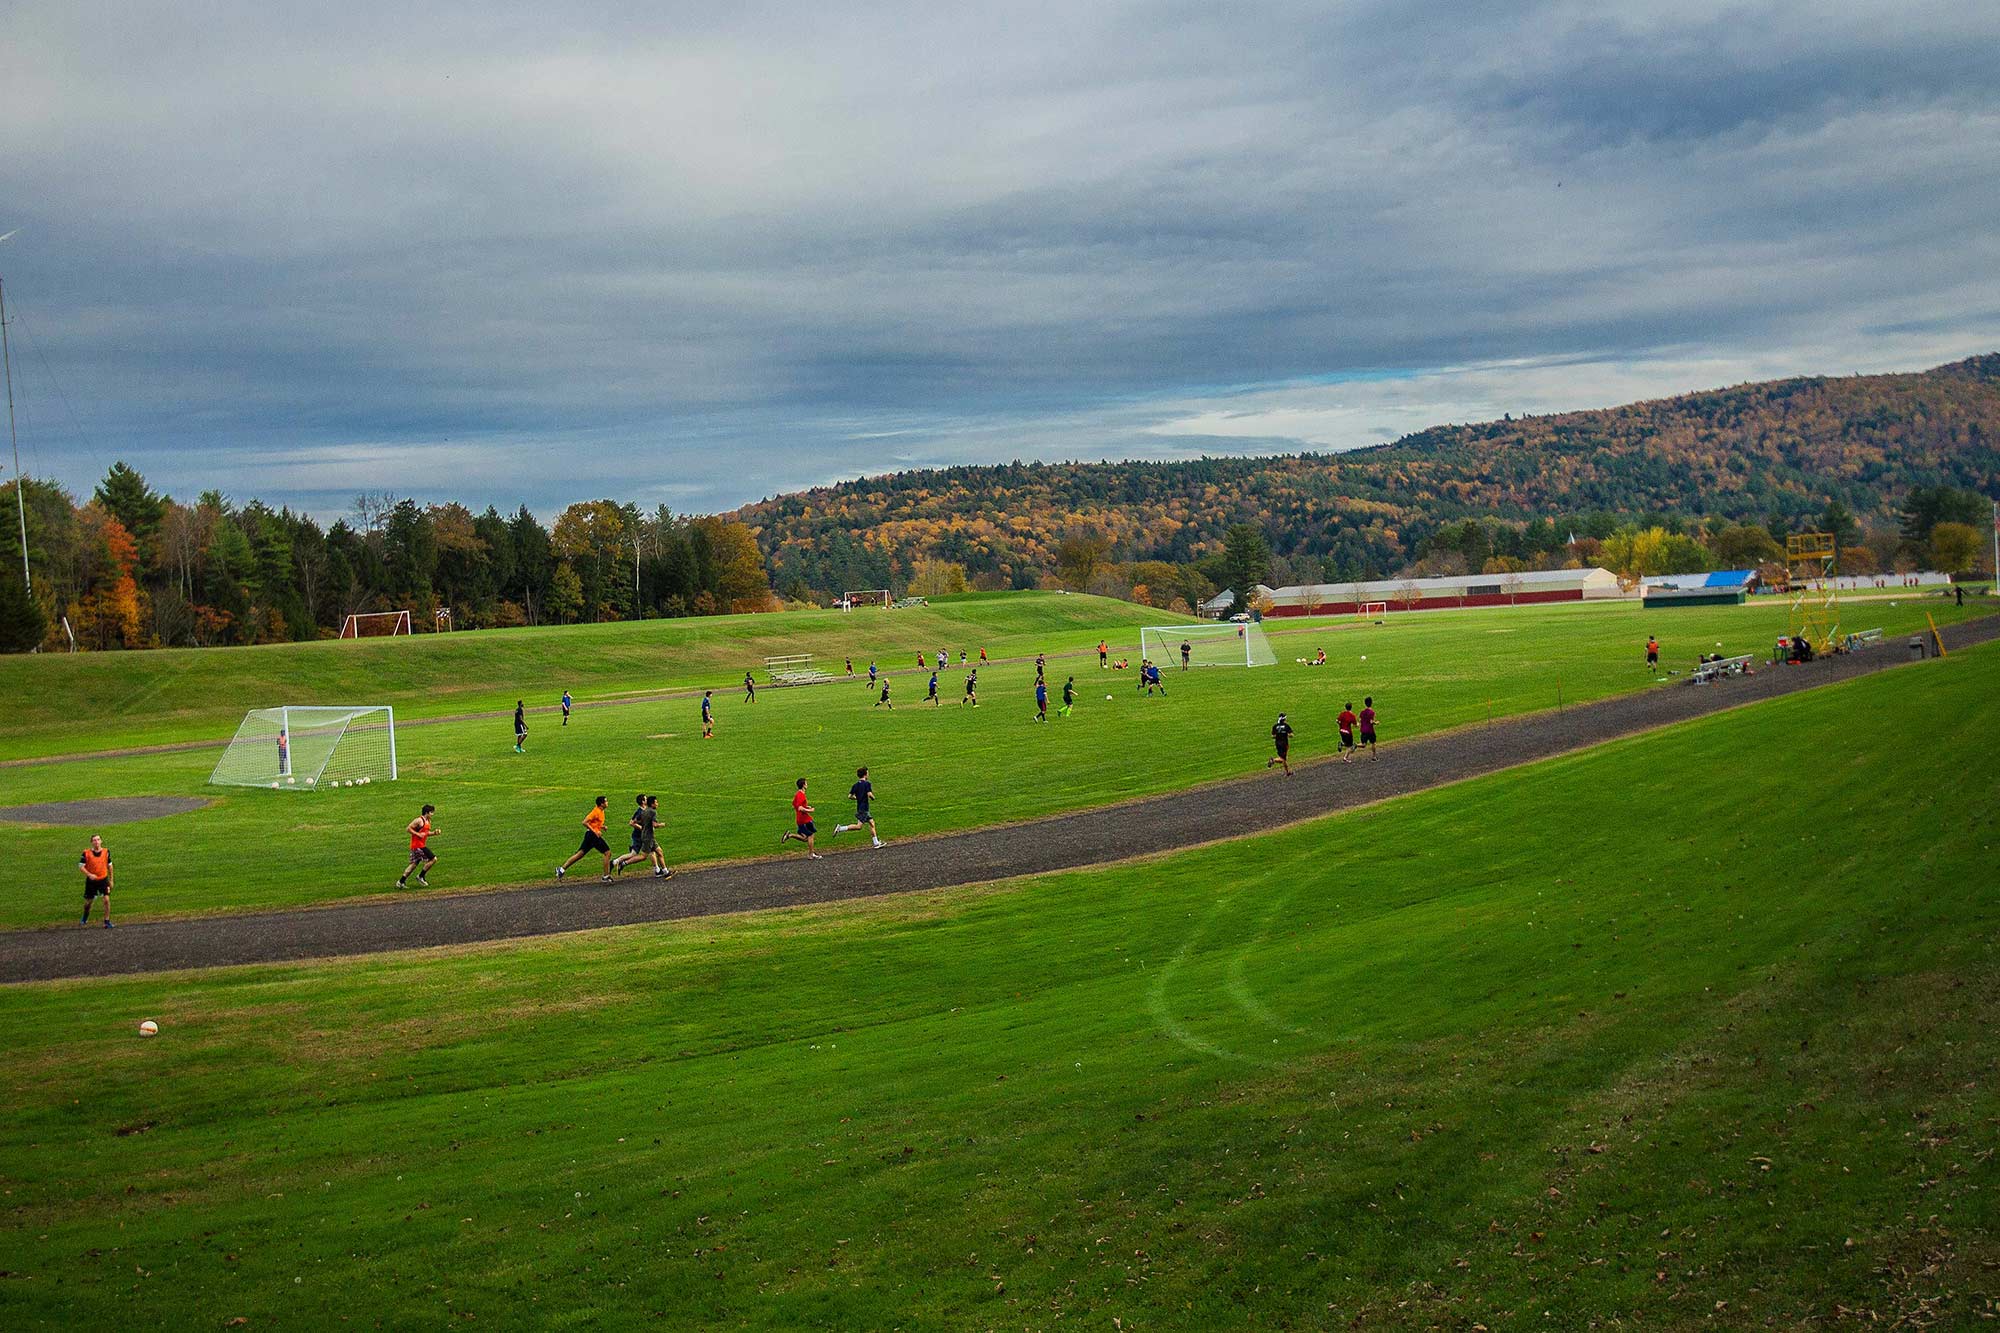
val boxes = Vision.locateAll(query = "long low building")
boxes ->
[1262,566,1624,617]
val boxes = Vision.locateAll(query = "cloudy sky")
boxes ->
[3,1,1997,519]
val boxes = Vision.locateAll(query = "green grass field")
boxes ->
[2,641,1993,1329]
[0,592,1185,760]
[0,595,1977,927]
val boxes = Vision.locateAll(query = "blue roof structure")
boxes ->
[1641,568,1758,592]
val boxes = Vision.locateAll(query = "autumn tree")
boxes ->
[1220,523,1270,614]
[1929,521,1981,575]
[908,557,969,596]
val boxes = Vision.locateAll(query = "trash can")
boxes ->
[1909,635,1926,660]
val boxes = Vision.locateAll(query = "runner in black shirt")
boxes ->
[1266,712,1294,776]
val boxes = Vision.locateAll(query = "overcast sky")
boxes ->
[3,1,1996,520]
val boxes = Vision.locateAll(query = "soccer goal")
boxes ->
[339,610,412,638]
[1358,601,1388,623]
[840,589,890,611]
[208,706,397,790]
[1140,623,1277,668]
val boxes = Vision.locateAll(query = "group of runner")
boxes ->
[1267,697,1378,775]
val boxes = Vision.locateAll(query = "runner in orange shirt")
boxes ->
[556,796,615,881]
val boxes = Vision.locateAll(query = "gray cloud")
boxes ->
[1,0,1995,518]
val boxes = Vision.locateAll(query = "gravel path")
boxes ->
[0,796,213,826]
[3,617,1989,984]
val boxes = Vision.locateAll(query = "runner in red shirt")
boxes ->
[1337,703,1358,762]
[397,804,438,888]
[1358,696,1378,758]
[779,778,822,859]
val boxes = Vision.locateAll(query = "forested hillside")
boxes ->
[733,355,2000,598]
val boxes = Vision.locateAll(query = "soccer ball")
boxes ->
[270,781,280,789]
[286,776,296,784]
[138,1020,158,1037]
[1360,655,1367,661]
[1106,694,1114,701]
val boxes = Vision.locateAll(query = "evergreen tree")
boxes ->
[0,564,46,652]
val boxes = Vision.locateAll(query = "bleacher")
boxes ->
[890,596,928,610]
[1842,628,1885,652]
[764,654,834,686]
[1690,654,1754,684]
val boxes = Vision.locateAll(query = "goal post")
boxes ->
[1140,623,1277,668]
[339,610,412,639]
[1358,601,1388,623]
[838,589,890,610]
[209,706,398,790]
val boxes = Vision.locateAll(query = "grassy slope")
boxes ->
[0,592,1182,759]
[0,645,1992,1327]
[0,596,1979,927]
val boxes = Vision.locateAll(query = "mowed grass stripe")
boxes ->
[0,641,1993,1327]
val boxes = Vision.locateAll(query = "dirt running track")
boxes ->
[3,617,1992,984]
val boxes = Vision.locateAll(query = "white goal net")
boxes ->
[1140,623,1277,668]
[340,611,412,638]
[209,706,398,790]
[838,589,890,611]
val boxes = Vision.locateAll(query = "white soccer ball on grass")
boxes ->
[138,1020,158,1037]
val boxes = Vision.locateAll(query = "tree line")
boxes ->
[0,465,773,652]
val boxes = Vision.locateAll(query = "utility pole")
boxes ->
[0,268,29,596]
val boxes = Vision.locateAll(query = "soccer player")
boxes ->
[834,766,883,847]
[1098,639,1109,668]
[1359,696,1379,757]
[276,727,290,777]
[645,794,672,877]
[1645,635,1660,671]
[1059,675,1076,717]
[561,690,573,726]
[876,678,894,708]
[780,778,822,858]
[938,648,948,671]
[1034,652,1046,678]
[926,670,941,705]
[1337,701,1358,760]
[1180,639,1191,670]
[513,701,527,753]
[1267,713,1293,776]
[78,834,113,928]
[744,671,757,703]
[556,796,615,881]
[867,662,879,689]
[844,656,854,676]
[1034,677,1048,721]
[961,670,978,706]
[978,648,988,663]
[702,689,715,739]
[396,804,437,888]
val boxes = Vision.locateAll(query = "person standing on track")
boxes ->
[513,701,528,753]
[834,766,883,847]
[1035,677,1049,721]
[780,778,822,859]
[1266,713,1293,776]
[396,804,438,888]
[561,690,573,726]
[1359,696,1379,758]
[702,689,715,739]
[744,671,757,703]
[1337,701,1358,760]
[78,834,114,928]
[556,796,614,881]
[1059,675,1076,717]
